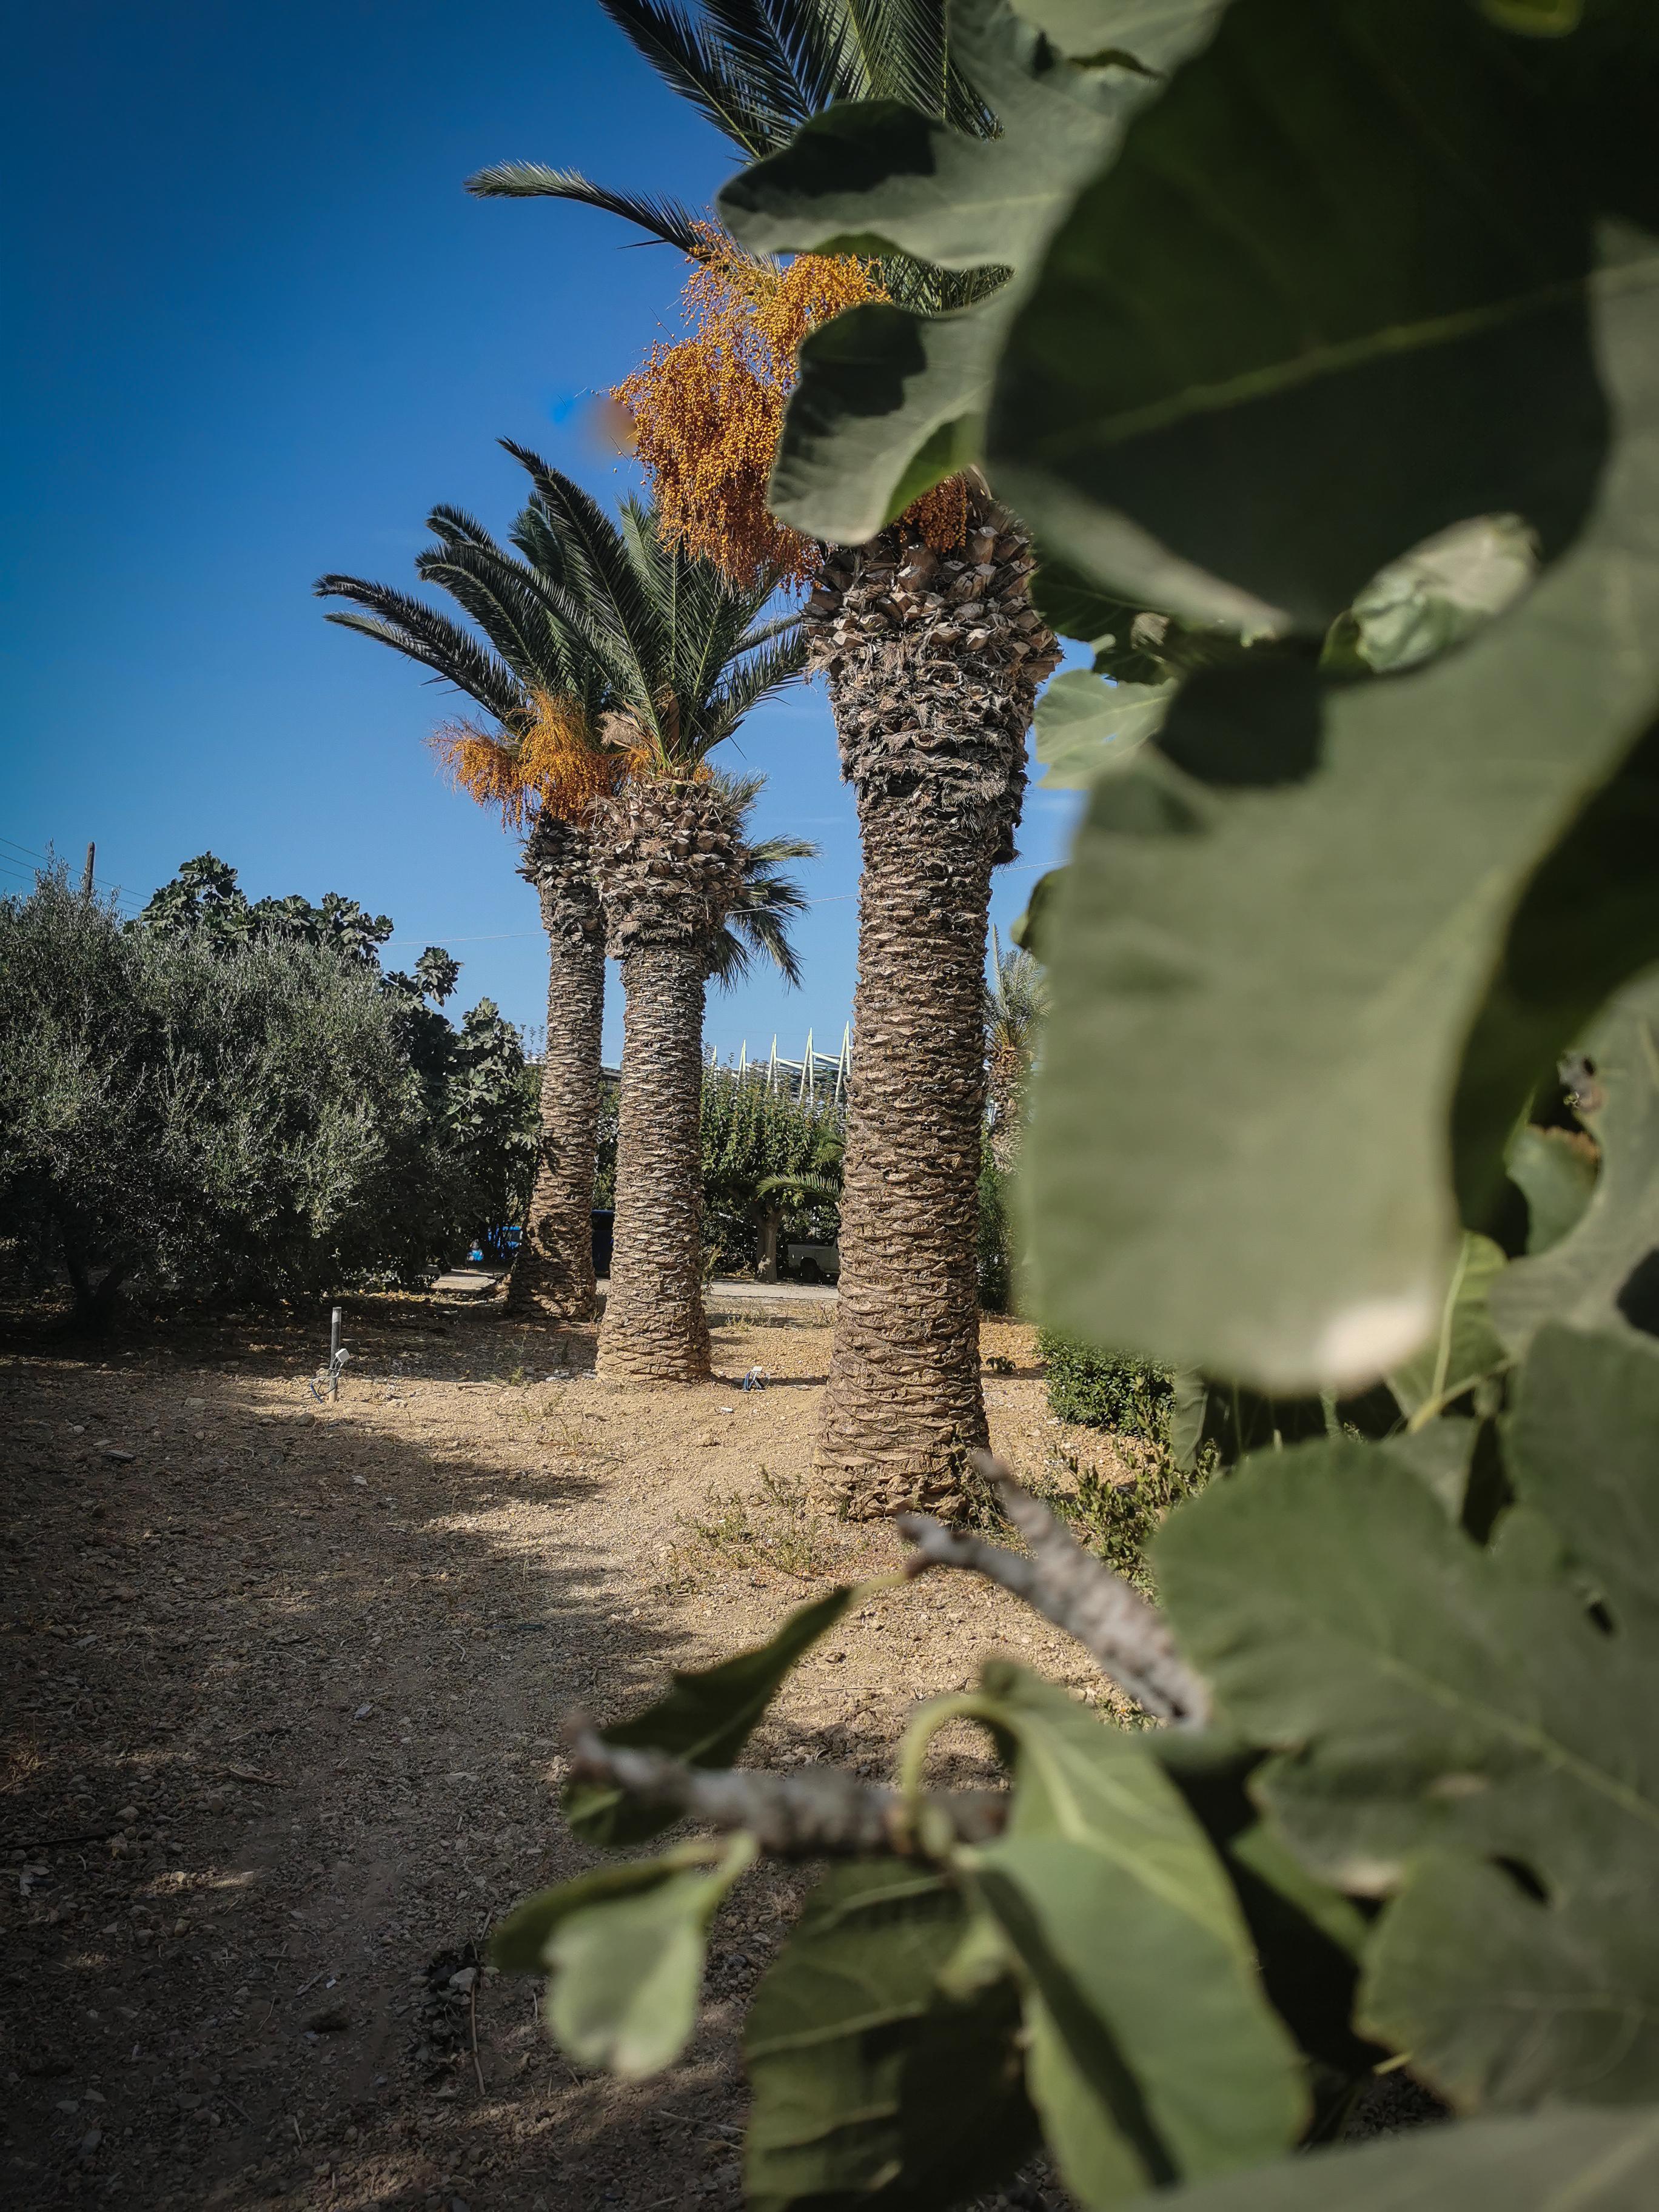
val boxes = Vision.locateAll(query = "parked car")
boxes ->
[784,1238,840,1284]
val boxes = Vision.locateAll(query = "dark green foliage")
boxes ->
[0,860,537,1321]
[135,851,397,966]
[745,1864,1037,2211]
[1039,1329,1171,1446]
[486,5,1659,2206]
[593,1080,620,1210]
[699,1070,841,1272]
[1052,1452,1207,1598]
[1131,2106,1659,2211]
[440,999,540,1245]
[977,1145,1013,1314]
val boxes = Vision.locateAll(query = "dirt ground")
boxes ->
[1,1293,1113,2212]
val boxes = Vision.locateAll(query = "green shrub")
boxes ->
[0,859,535,1321]
[1037,1327,1172,1446]
[699,1070,841,1271]
[977,1142,1013,1313]
[1051,1447,1209,1598]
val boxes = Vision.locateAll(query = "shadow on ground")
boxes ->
[1,1293,1059,2212]
[0,1299,835,2212]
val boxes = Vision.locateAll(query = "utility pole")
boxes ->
[81,843,95,899]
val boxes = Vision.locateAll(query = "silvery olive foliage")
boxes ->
[0,857,537,1319]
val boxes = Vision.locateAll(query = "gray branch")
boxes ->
[564,1729,1008,1857]
[897,1452,1211,1726]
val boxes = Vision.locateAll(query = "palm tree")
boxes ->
[985,926,1048,1173]
[320,470,618,1324]
[565,489,811,1380]
[318,451,808,1357]
[469,1,1059,1510]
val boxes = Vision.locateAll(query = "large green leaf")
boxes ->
[1027,263,1659,1393]
[491,1850,708,1972]
[1015,0,1228,69]
[717,0,1181,545]
[1029,560,1147,654]
[1490,972,1659,1358]
[957,1664,1305,2206]
[1111,2106,1659,2211]
[1150,1729,1381,2080]
[988,0,1612,633]
[545,1834,757,2078]
[1505,1322,1659,1641]
[1155,1322,1659,2109]
[1034,669,1171,788]
[764,298,1008,545]
[1386,1233,1508,1423]
[566,1586,855,1845]
[744,1863,1036,2212]
[1507,1124,1599,1255]
[1450,717,1659,1227]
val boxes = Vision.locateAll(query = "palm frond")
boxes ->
[704,776,814,987]
[424,503,500,550]
[461,163,711,253]
[413,544,566,700]
[593,0,806,156]
[315,577,526,724]
[745,831,816,866]
[592,1,992,151]
[716,902,802,988]
[701,629,811,747]
[848,0,994,135]
[755,1167,840,1203]
[721,862,813,990]
[500,443,666,672]
[737,609,803,651]
[985,923,1050,1052]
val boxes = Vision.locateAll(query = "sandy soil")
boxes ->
[1,1295,1104,2212]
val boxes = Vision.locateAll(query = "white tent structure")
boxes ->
[715,1025,851,1107]
[527,1025,852,1109]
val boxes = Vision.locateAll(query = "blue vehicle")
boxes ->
[468,1224,522,1265]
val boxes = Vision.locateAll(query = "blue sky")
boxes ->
[1,0,1082,1063]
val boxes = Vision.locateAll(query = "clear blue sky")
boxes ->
[1,0,1082,1064]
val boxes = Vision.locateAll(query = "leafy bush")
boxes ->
[0,859,535,1320]
[699,1069,841,1272]
[1039,1329,1171,1445]
[1045,1447,1208,1598]
[977,1142,1013,1313]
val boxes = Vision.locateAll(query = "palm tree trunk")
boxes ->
[600,940,713,1380]
[808,503,1059,1516]
[506,821,605,1324]
[589,779,745,1384]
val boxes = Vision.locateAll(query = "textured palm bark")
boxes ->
[598,941,714,1381]
[506,819,605,1324]
[808,501,1060,1516]
[589,780,744,1385]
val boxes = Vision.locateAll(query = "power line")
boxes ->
[380,861,1050,947]
[0,839,145,911]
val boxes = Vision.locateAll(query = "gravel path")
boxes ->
[1,1296,1087,2212]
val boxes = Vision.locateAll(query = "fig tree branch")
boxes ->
[897,1453,1211,1726]
[563,1728,1008,1857]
